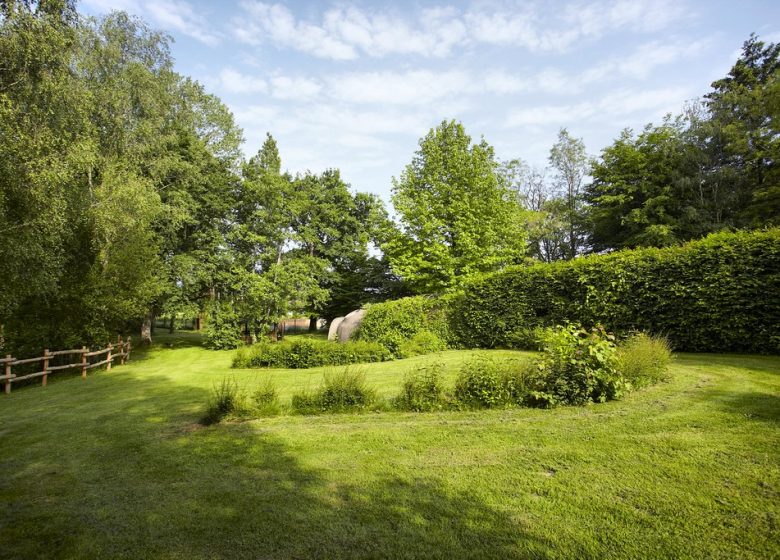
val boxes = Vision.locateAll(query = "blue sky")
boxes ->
[80,0,780,202]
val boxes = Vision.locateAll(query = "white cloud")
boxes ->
[327,70,471,105]
[82,0,221,46]
[270,76,322,101]
[233,0,688,60]
[506,87,692,126]
[218,68,268,94]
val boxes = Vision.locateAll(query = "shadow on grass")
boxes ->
[0,372,559,560]
[703,390,780,424]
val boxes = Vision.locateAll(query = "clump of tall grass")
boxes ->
[291,367,376,414]
[617,333,672,388]
[202,377,249,424]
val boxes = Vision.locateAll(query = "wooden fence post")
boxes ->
[118,335,125,365]
[126,337,131,362]
[81,346,87,379]
[106,342,112,371]
[4,355,11,395]
[42,349,49,387]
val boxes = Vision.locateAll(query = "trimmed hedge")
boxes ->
[451,229,780,353]
[356,296,453,356]
[232,338,391,369]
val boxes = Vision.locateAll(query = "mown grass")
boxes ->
[0,332,778,559]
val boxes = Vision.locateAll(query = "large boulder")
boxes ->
[337,309,365,343]
[328,317,344,341]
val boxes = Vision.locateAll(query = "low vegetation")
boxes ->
[291,368,376,414]
[232,337,391,369]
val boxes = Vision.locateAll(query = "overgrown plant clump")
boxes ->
[617,333,673,388]
[204,304,243,350]
[394,362,449,412]
[252,376,281,417]
[397,330,447,358]
[291,368,377,414]
[452,356,533,409]
[232,338,391,369]
[528,324,627,408]
[202,377,249,424]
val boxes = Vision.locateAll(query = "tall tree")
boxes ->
[548,128,589,259]
[384,120,528,293]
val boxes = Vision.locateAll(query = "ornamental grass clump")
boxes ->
[617,332,672,388]
[394,362,449,412]
[291,368,376,414]
[202,377,249,424]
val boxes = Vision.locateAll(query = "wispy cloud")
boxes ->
[82,0,221,45]
[232,0,690,60]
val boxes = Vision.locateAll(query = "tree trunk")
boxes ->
[309,315,318,332]
[168,316,174,334]
[141,313,154,346]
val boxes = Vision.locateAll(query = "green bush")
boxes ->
[394,362,448,411]
[232,338,391,369]
[291,368,376,414]
[452,229,780,353]
[454,357,507,408]
[202,377,248,424]
[204,304,243,350]
[528,324,626,407]
[618,333,672,388]
[357,296,452,356]
[397,330,447,358]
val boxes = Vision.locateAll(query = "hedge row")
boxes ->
[450,229,780,353]
[356,296,452,356]
[232,338,391,369]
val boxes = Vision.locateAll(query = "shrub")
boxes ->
[394,362,448,412]
[451,229,780,353]
[202,377,248,424]
[528,324,626,407]
[454,357,508,408]
[204,304,243,350]
[252,376,281,416]
[232,338,391,369]
[291,368,376,414]
[397,330,447,358]
[357,296,452,356]
[618,333,672,388]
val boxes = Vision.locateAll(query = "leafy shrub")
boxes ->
[618,333,672,388]
[528,324,626,407]
[452,229,780,353]
[252,376,281,416]
[454,357,508,408]
[204,304,243,350]
[397,330,447,358]
[232,338,391,369]
[202,377,248,424]
[357,296,452,356]
[291,368,376,414]
[394,362,449,411]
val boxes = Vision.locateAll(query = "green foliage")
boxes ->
[202,377,248,424]
[291,368,376,414]
[397,330,447,359]
[357,296,452,356]
[204,304,242,350]
[454,357,511,409]
[527,325,624,408]
[383,119,529,293]
[251,376,281,417]
[232,338,391,369]
[618,333,673,388]
[393,362,448,412]
[452,229,780,353]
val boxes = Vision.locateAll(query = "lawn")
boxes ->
[0,333,778,559]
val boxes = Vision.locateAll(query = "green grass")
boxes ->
[0,332,778,559]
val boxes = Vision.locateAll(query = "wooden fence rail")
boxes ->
[1,336,131,395]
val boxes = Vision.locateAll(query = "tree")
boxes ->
[548,128,589,259]
[384,120,528,293]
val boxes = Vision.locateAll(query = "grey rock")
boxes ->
[328,317,344,341]
[337,309,366,343]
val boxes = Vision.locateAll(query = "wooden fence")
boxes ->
[1,336,131,395]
